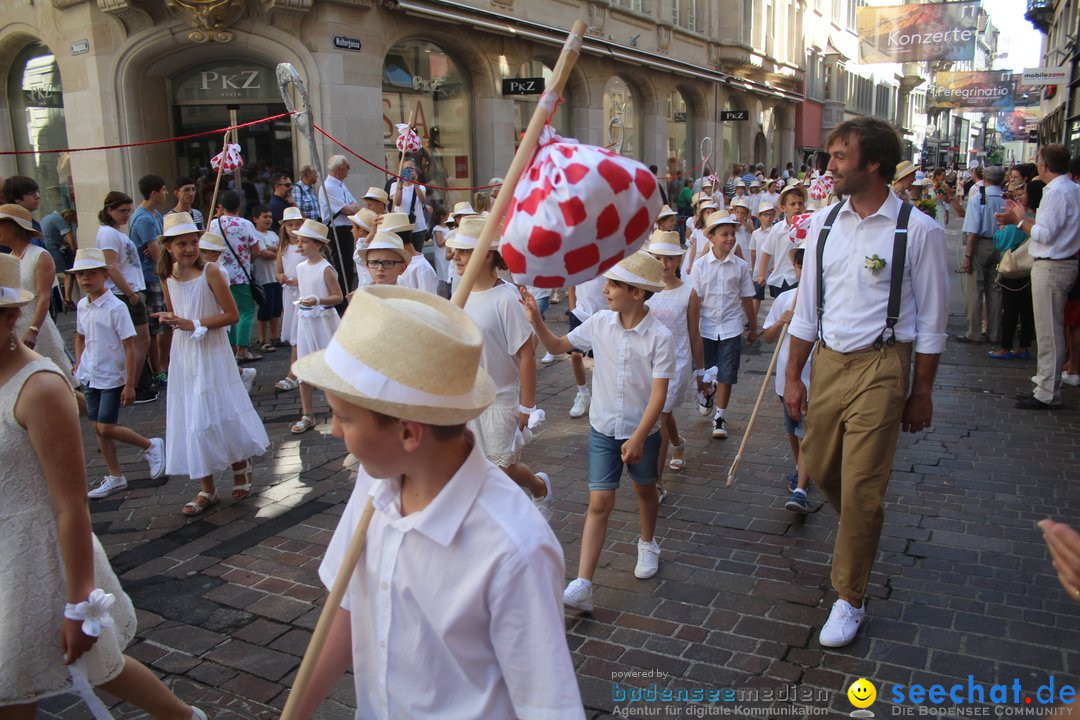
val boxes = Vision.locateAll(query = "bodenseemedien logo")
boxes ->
[848,678,877,718]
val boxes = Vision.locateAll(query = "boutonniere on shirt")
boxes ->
[865,254,887,273]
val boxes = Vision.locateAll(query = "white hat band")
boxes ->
[448,232,480,249]
[0,287,23,301]
[323,337,478,410]
[649,242,684,255]
[605,264,657,288]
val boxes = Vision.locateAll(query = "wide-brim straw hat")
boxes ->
[451,201,477,218]
[0,254,34,306]
[0,204,42,238]
[703,210,739,233]
[357,231,411,264]
[282,207,303,222]
[447,215,485,250]
[163,212,199,237]
[296,219,330,242]
[348,208,378,232]
[67,247,108,272]
[656,205,678,220]
[380,212,414,234]
[603,250,665,293]
[293,285,495,424]
[757,201,777,215]
[646,230,685,256]
[363,187,390,205]
[199,232,226,252]
[894,161,916,183]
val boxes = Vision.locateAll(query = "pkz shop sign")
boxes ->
[174,64,278,103]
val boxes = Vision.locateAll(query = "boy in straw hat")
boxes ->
[523,251,675,612]
[756,184,807,299]
[355,231,410,286]
[361,186,389,215]
[290,286,583,718]
[691,211,757,440]
[71,248,166,499]
[198,231,226,265]
[749,201,777,321]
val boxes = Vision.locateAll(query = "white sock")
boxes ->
[792,487,806,496]
[715,408,726,420]
[575,577,592,587]
[577,384,588,394]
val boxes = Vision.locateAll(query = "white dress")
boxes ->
[295,258,340,358]
[280,242,303,345]
[0,359,136,704]
[647,282,693,412]
[14,244,74,387]
[165,265,270,478]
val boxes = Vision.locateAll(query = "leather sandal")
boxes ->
[182,491,218,516]
[291,415,316,434]
[668,440,686,471]
[232,459,253,500]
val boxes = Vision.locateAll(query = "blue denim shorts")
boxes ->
[703,335,742,385]
[587,427,662,490]
[780,396,805,439]
[86,386,123,424]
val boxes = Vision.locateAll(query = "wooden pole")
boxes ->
[281,21,588,719]
[206,107,239,224]
[451,20,587,309]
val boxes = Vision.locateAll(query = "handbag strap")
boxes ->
[218,217,257,286]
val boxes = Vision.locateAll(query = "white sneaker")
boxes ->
[819,598,866,647]
[569,390,590,418]
[144,437,166,479]
[534,472,554,520]
[1062,371,1080,386]
[540,351,556,364]
[241,367,257,393]
[563,578,593,612]
[88,475,128,499]
[191,708,208,720]
[634,537,661,579]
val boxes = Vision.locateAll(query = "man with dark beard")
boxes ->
[783,117,949,648]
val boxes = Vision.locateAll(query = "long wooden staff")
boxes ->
[280,20,587,720]
[726,292,798,487]
[206,107,238,223]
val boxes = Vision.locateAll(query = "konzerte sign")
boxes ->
[857,1,979,64]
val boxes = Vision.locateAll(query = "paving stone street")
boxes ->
[35,221,1080,720]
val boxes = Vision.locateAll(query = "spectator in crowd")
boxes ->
[40,208,77,308]
[989,180,1042,361]
[0,176,46,250]
[292,164,321,221]
[167,176,205,230]
[318,155,360,296]
[129,174,170,389]
[955,166,1006,345]
[268,172,294,234]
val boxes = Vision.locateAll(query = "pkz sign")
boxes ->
[721,110,749,121]
[502,77,545,96]
[174,64,278,104]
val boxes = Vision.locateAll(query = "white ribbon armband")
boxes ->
[64,588,116,638]
[190,318,207,342]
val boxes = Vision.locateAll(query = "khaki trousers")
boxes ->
[802,342,912,599]
[1031,258,1078,405]
[960,236,1001,342]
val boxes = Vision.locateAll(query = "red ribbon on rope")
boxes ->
[0,112,298,156]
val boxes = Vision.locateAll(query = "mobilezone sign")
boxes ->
[858,1,979,64]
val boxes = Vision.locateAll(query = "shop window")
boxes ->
[603,76,640,159]
[7,43,73,211]
[511,60,571,148]
[383,39,472,206]
[667,89,693,180]
[723,96,745,167]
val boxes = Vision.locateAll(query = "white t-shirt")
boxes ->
[389,182,428,233]
[253,229,279,286]
[399,254,438,294]
[463,282,533,395]
[764,287,812,398]
[571,275,607,322]
[432,224,451,283]
[95,225,146,294]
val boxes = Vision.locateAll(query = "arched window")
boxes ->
[7,43,73,210]
[383,40,472,205]
[603,76,640,159]
[512,60,571,147]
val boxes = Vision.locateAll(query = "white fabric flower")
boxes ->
[64,588,116,638]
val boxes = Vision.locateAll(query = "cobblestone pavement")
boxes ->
[36,221,1080,719]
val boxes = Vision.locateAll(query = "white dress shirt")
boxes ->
[567,309,675,438]
[75,292,136,389]
[570,275,606,322]
[318,175,357,227]
[1029,174,1080,260]
[398,254,438,294]
[319,440,584,720]
[790,193,949,354]
[690,248,755,341]
[764,287,812,397]
[763,221,798,287]
[750,226,771,277]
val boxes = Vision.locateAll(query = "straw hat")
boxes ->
[698,201,718,214]
[646,230,685,256]
[380,212,414,234]
[292,285,495,425]
[163,212,199,237]
[749,180,761,188]
[357,231,411,264]
[296,219,330,242]
[779,184,806,201]
[701,178,715,189]
[0,254,34,307]
[447,215,486,250]
[282,207,303,222]
[690,192,703,207]
[199,232,226,252]
[894,161,916,183]
[67,248,107,272]
[730,198,750,211]
[0,204,42,238]
[757,201,777,215]
[348,208,378,231]
[451,201,477,218]
[656,205,678,220]
[734,179,747,188]
[363,187,390,205]
[703,210,739,233]
[602,250,665,293]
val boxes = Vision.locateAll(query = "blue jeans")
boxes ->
[587,427,661,490]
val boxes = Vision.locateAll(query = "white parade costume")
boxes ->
[295,257,341,358]
[280,241,303,345]
[646,282,693,412]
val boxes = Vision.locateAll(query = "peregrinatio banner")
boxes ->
[858,1,979,64]
[929,71,1016,110]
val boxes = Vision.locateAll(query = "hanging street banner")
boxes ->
[996,108,1042,142]
[857,1,979,64]
[1021,66,1070,86]
[929,71,1016,110]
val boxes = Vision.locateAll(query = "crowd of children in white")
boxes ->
[0,164,851,718]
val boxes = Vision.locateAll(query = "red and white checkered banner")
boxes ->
[395,124,422,153]
[210,143,243,173]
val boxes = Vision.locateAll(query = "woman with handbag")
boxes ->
[209,191,263,363]
[989,180,1043,360]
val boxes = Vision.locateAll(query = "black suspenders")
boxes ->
[816,200,913,350]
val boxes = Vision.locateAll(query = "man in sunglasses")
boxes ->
[268,172,295,234]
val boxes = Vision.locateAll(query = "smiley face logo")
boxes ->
[847,678,877,709]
